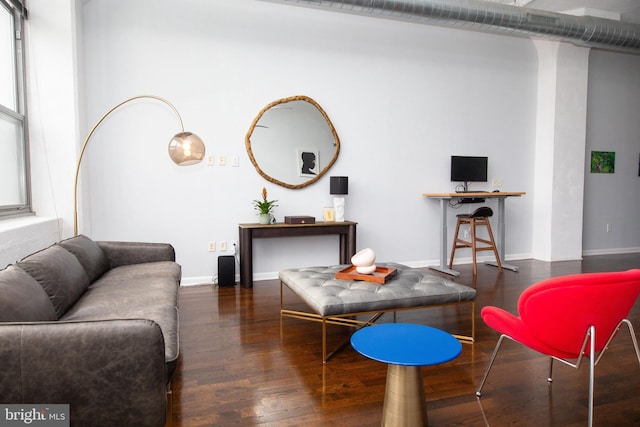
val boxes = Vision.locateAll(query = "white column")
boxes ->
[531,40,590,261]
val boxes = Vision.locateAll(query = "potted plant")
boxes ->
[253,187,278,224]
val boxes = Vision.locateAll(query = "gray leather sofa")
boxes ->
[0,234,181,427]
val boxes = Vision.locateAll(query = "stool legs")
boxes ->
[449,217,502,275]
[382,364,428,427]
[470,220,478,275]
[483,218,502,273]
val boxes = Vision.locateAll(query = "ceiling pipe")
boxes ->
[264,0,640,54]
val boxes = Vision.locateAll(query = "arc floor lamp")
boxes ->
[73,94,205,236]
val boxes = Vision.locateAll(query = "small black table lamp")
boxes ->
[330,176,348,222]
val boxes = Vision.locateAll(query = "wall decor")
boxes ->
[323,207,334,222]
[245,95,340,189]
[590,151,615,174]
[298,149,319,177]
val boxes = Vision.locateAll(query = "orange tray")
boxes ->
[335,265,397,284]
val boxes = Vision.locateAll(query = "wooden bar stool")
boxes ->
[449,206,502,275]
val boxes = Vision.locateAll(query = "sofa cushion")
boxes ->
[0,265,57,322]
[59,234,110,282]
[18,245,91,318]
[85,261,181,307]
[62,302,180,376]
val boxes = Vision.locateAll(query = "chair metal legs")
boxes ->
[588,325,595,427]
[595,319,640,366]
[623,319,640,366]
[476,331,595,425]
[475,334,506,397]
[477,320,640,427]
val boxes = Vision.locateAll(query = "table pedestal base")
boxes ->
[382,364,428,427]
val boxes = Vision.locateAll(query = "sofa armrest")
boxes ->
[0,319,167,426]
[97,241,176,268]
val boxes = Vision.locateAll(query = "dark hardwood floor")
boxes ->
[171,254,640,426]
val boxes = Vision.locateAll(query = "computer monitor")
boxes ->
[450,155,488,192]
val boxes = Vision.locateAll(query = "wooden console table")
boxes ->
[238,221,357,288]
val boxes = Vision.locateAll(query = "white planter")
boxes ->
[258,213,271,224]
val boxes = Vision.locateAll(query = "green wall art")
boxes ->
[590,151,615,174]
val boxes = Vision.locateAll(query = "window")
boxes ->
[0,0,29,218]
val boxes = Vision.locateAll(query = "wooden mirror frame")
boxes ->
[245,95,341,189]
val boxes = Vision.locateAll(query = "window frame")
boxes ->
[0,0,30,219]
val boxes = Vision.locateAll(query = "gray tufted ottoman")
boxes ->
[279,262,476,362]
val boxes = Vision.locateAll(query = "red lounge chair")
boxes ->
[476,269,640,426]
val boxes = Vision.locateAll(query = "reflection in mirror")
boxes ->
[246,95,340,189]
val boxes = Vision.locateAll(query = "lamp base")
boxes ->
[333,197,345,222]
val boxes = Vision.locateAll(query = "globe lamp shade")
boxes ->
[168,132,206,166]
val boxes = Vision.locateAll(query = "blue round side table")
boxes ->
[351,323,462,427]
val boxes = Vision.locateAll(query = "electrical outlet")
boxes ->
[606,223,612,233]
[463,229,470,239]
[231,240,238,255]
[208,242,216,252]
[218,155,226,166]
[220,241,227,252]
[231,155,239,167]
[207,155,214,166]
[492,178,502,187]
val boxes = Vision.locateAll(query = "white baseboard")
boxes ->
[179,250,636,286]
[179,253,536,285]
[582,247,640,256]
[181,276,216,286]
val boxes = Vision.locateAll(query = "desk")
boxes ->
[238,221,357,288]
[423,192,525,276]
[351,323,462,426]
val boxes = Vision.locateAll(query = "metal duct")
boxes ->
[265,0,640,54]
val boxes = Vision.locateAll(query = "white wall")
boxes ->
[583,50,640,254]
[78,0,537,283]
[27,0,80,230]
[5,0,638,279]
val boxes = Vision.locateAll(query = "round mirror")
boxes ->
[246,95,340,189]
